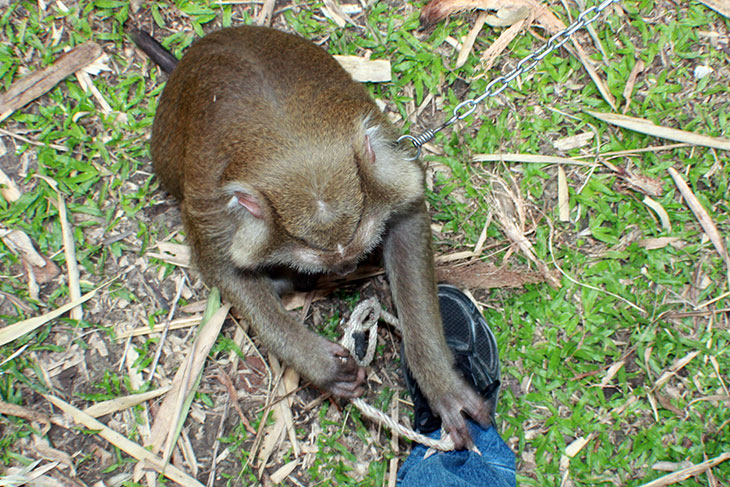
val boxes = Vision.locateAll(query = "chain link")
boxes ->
[399,0,620,158]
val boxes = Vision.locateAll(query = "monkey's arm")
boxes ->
[212,268,366,398]
[383,204,491,448]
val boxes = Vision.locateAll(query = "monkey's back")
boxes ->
[151,25,381,201]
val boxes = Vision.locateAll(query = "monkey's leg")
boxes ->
[383,205,492,449]
[215,269,366,398]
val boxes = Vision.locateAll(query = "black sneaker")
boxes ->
[402,284,501,434]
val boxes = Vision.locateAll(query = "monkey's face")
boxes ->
[263,162,386,274]
[221,122,424,275]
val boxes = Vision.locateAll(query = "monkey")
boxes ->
[133,25,490,448]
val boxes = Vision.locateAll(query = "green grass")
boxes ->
[1,0,729,485]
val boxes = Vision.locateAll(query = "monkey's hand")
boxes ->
[210,270,366,398]
[429,373,492,450]
[313,339,367,398]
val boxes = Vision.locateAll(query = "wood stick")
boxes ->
[0,41,103,123]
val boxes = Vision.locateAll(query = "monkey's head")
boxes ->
[220,119,424,274]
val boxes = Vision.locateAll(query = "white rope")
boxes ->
[341,298,456,451]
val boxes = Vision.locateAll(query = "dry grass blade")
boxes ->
[116,316,202,339]
[638,451,730,487]
[653,350,700,390]
[388,400,399,487]
[642,196,672,233]
[558,166,569,222]
[474,153,597,166]
[622,58,645,114]
[145,303,231,457]
[256,355,287,476]
[322,0,355,28]
[1,228,60,285]
[55,189,82,321]
[32,175,82,319]
[668,167,729,265]
[82,387,172,418]
[587,111,730,150]
[420,0,615,107]
[45,395,205,487]
[255,0,275,25]
[697,0,730,18]
[0,287,98,346]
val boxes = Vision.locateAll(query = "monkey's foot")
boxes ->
[319,341,367,398]
[402,284,501,449]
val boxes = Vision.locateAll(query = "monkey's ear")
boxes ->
[364,135,376,164]
[234,190,263,219]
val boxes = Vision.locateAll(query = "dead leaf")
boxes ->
[553,132,594,151]
[488,176,561,288]
[333,55,391,82]
[436,261,545,289]
[0,400,51,433]
[617,168,663,198]
[638,237,682,250]
[1,229,60,283]
[147,241,191,267]
[456,12,489,69]
[420,0,501,28]
[479,13,531,70]
[485,5,529,26]
[0,167,22,202]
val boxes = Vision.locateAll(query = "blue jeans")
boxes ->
[397,422,516,487]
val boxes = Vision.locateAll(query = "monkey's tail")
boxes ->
[130,29,179,74]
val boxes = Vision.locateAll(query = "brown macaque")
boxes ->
[134,25,490,448]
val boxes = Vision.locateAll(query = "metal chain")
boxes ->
[399,0,620,158]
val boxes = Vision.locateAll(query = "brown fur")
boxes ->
[147,25,490,448]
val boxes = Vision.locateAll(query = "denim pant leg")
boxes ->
[397,422,516,487]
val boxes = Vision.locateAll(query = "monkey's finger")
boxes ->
[334,357,364,382]
[332,345,352,358]
[464,393,492,428]
[328,368,366,398]
[441,413,472,450]
[330,382,366,398]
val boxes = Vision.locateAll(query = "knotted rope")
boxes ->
[340,298,456,451]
